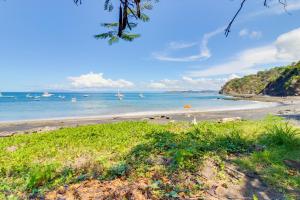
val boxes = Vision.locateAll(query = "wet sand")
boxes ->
[1,96,300,137]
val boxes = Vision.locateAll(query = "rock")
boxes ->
[149,116,161,120]
[6,145,18,152]
[284,159,300,171]
[252,144,266,152]
[0,131,15,137]
[219,117,242,123]
[159,115,171,120]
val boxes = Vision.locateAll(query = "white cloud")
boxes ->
[148,79,180,89]
[239,29,248,37]
[68,72,134,89]
[285,0,300,12]
[275,27,300,60]
[228,74,241,80]
[239,29,262,39]
[147,75,236,91]
[153,27,224,62]
[188,27,300,77]
[148,82,168,89]
[168,41,198,50]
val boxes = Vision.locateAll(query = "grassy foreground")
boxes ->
[0,116,299,199]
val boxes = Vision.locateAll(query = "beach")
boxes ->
[1,95,300,137]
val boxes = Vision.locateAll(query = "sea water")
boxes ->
[0,92,275,122]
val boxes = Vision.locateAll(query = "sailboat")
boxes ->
[115,89,124,100]
[42,92,53,97]
[139,93,145,98]
[71,97,77,103]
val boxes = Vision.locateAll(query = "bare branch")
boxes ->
[225,0,248,37]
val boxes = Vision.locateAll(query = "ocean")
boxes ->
[0,92,274,122]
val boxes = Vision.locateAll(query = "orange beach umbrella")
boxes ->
[184,104,192,109]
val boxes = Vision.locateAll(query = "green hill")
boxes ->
[220,61,300,96]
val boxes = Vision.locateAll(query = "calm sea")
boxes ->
[0,92,273,122]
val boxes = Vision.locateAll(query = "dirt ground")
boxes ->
[45,159,285,200]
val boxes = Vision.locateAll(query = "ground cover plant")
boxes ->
[0,116,299,199]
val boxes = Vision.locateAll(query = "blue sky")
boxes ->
[0,0,300,91]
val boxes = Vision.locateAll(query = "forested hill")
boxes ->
[220,61,300,96]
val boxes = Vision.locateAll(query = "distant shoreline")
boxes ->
[0,100,277,124]
[221,93,300,103]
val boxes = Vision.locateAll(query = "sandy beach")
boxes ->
[1,96,300,137]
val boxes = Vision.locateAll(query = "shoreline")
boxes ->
[1,95,300,136]
[0,100,278,124]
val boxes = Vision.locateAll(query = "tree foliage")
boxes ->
[74,0,157,44]
[78,0,288,44]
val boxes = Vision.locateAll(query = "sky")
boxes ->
[0,0,300,91]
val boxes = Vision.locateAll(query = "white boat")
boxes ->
[42,92,53,97]
[58,95,66,99]
[83,94,89,97]
[33,96,41,101]
[26,94,33,98]
[139,93,144,98]
[0,92,14,98]
[115,90,124,100]
[71,98,77,103]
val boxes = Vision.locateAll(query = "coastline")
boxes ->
[222,94,300,103]
[0,100,278,124]
[2,95,300,136]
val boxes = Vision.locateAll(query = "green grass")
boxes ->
[0,116,299,199]
[235,122,300,197]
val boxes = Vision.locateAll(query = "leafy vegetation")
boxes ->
[0,117,299,199]
[236,123,300,198]
[72,0,291,44]
[220,61,300,96]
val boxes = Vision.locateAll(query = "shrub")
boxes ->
[107,163,129,179]
[260,123,299,147]
[26,164,57,190]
